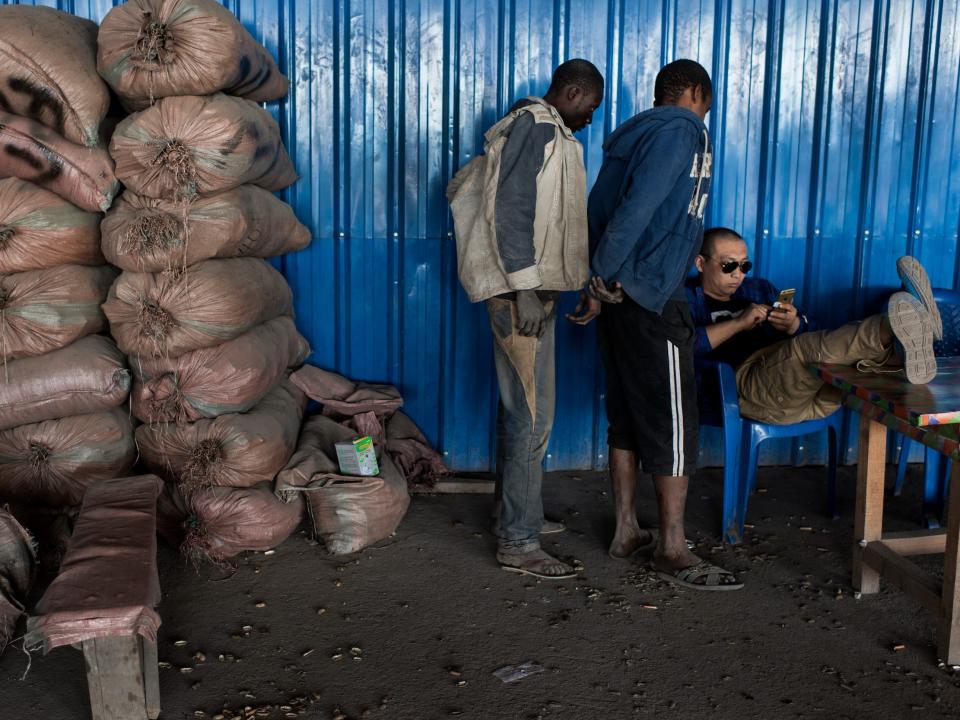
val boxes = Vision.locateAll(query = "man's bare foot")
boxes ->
[496,549,578,579]
[608,527,656,559]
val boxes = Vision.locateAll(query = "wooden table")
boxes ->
[813,358,960,664]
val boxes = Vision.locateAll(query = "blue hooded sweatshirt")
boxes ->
[588,106,712,314]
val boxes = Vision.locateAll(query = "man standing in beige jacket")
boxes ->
[447,59,604,579]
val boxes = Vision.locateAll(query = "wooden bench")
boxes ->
[25,475,163,720]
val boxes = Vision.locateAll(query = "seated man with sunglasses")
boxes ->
[686,226,940,424]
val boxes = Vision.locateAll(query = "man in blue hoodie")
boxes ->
[570,59,741,590]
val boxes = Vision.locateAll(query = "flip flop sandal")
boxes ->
[497,554,578,580]
[655,560,744,592]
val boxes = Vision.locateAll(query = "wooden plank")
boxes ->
[412,478,495,494]
[862,542,941,612]
[882,529,948,556]
[854,415,887,595]
[83,636,147,720]
[939,462,960,664]
[141,637,161,720]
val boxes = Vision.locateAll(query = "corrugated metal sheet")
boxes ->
[4,0,960,470]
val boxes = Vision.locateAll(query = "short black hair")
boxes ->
[548,59,604,96]
[654,59,712,106]
[701,226,743,257]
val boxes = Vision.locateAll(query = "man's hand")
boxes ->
[767,303,800,334]
[516,289,547,337]
[589,276,624,304]
[738,303,770,330]
[566,292,602,325]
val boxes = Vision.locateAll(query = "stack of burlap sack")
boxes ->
[97,0,311,565]
[0,7,134,567]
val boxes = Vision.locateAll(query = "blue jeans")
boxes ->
[486,297,557,556]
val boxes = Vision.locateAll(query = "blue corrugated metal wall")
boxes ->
[5,0,960,470]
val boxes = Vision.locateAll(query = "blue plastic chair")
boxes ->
[893,288,960,527]
[698,360,843,545]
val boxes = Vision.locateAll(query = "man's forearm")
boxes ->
[704,320,742,349]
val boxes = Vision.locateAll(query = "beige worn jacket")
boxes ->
[446,98,589,303]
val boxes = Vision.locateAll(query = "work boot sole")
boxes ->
[888,292,936,384]
[897,255,942,340]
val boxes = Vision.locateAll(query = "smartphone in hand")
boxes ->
[773,288,795,309]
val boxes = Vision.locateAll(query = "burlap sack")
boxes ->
[101,186,311,272]
[386,412,447,489]
[110,94,297,200]
[157,481,303,564]
[0,335,130,432]
[275,414,409,555]
[25,475,162,652]
[137,380,306,491]
[0,111,118,213]
[0,179,103,273]
[0,6,109,147]
[0,508,34,649]
[0,265,116,363]
[103,257,293,358]
[0,409,136,508]
[98,0,288,110]
[131,316,310,423]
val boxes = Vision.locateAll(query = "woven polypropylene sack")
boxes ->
[157,481,303,563]
[275,415,409,555]
[109,94,297,200]
[0,408,136,508]
[101,186,310,272]
[0,6,109,147]
[0,112,118,213]
[24,475,162,652]
[0,265,116,363]
[97,0,288,110]
[0,179,103,273]
[103,257,293,359]
[0,335,130,432]
[131,316,310,423]
[137,380,306,491]
[0,508,35,648]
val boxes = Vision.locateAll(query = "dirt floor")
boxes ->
[3,464,960,720]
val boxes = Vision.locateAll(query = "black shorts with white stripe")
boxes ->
[598,297,699,477]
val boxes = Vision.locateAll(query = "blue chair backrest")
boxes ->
[933,288,960,357]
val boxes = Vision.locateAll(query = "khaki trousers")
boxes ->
[736,314,890,424]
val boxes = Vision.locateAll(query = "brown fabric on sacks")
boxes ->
[157,481,303,563]
[290,365,403,418]
[103,257,293,359]
[0,111,118,212]
[109,94,297,200]
[0,408,136,508]
[0,508,35,648]
[25,475,163,653]
[0,264,116,363]
[101,187,311,272]
[137,380,306,491]
[0,6,109,148]
[98,0,288,111]
[275,415,409,555]
[0,335,130,432]
[0,179,104,273]
[386,412,447,489]
[131,316,310,423]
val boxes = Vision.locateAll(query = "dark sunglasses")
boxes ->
[703,255,753,274]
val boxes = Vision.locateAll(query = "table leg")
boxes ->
[938,461,960,664]
[854,415,887,595]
